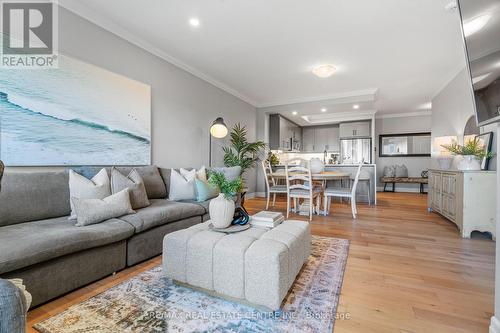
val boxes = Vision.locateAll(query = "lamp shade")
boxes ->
[210,117,228,138]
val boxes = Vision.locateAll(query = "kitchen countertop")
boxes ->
[275,163,376,167]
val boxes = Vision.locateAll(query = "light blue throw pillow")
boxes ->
[195,179,219,202]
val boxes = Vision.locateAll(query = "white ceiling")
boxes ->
[60,0,468,115]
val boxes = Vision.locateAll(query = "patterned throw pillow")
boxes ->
[69,168,111,220]
[111,167,150,209]
[383,165,396,177]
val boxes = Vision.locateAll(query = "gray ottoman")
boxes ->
[162,220,311,310]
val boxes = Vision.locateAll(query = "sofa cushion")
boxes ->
[0,217,134,274]
[0,171,70,227]
[119,199,205,233]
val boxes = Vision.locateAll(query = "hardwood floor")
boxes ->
[27,193,495,333]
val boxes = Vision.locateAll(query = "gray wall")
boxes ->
[431,68,497,170]
[7,8,259,192]
[375,115,432,192]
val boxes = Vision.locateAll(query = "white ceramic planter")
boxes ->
[209,193,235,228]
[457,155,481,171]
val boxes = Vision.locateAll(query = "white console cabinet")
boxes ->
[428,169,496,239]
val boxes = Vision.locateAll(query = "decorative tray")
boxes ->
[208,223,251,233]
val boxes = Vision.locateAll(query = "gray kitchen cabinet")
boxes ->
[328,127,340,152]
[339,121,371,138]
[302,127,315,151]
[269,114,302,150]
[301,125,339,152]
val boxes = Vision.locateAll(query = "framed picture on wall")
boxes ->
[475,132,493,170]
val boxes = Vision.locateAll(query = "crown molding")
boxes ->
[58,0,259,107]
[375,110,432,119]
[302,109,377,125]
[256,88,378,108]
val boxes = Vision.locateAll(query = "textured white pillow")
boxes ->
[69,169,111,220]
[169,169,197,201]
[71,189,135,227]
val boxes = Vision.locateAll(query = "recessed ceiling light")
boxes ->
[463,14,491,37]
[189,18,200,27]
[321,108,327,112]
[312,64,336,78]
[292,111,298,115]
[353,104,360,109]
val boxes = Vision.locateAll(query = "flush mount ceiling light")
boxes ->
[463,13,491,37]
[321,108,327,112]
[353,104,360,109]
[312,64,336,78]
[189,18,200,27]
[292,111,298,115]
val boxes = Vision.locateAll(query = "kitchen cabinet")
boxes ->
[302,127,315,151]
[301,125,340,152]
[428,170,496,239]
[269,114,302,150]
[339,121,371,138]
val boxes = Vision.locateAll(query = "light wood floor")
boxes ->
[27,193,495,333]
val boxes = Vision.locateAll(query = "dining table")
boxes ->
[269,170,352,216]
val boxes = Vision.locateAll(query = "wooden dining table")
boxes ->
[269,170,352,216]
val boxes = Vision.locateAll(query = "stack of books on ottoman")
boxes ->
[250,211,284,228]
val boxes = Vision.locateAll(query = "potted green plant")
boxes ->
[441,138,493,170]
[267,151,280,168]
[222,123,266,178]
[208,171,242,228]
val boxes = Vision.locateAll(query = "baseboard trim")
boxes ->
[252,192,266,198]
[490,316,500,333]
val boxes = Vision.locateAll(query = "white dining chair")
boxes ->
[262,160,288,210]
[323,161,363,218]
[285,158,322,221]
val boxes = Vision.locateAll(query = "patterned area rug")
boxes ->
[34,236,349,333]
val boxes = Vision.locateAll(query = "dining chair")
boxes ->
[323,161,363,218]
[262,160,288,210]
[285,158,322,221]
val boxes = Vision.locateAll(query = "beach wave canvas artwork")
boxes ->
[0,54,151,166]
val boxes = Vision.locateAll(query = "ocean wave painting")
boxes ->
[0,54,151,166]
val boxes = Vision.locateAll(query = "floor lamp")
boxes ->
[209,117,228,167]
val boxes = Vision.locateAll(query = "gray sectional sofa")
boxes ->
[0,166,216,308]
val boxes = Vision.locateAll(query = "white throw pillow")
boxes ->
[169,169,197,201]
[71,189,135,227]
[68,168,111,220]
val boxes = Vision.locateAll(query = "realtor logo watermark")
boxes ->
[1,0,58,68]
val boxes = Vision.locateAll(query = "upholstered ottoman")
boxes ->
[162,220,311,310]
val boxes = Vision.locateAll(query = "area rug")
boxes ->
[34,235,349,333]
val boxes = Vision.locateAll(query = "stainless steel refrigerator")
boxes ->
[340,138,371,164]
